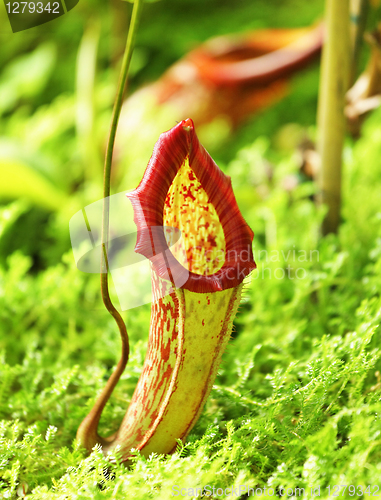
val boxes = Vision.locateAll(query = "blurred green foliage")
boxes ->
[1,0,381,498]
[0,0,329,268]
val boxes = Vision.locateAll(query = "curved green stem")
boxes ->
[77,0,144,452]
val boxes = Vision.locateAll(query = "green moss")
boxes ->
[1,105,381,498]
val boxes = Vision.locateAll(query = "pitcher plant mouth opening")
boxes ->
[127,118,256,293]
[77,118,256,461]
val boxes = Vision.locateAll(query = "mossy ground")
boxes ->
[1,0,381,498]
[2,108,381,497]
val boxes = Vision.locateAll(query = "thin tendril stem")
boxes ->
[101,0,144,371]
[76,0,144,451]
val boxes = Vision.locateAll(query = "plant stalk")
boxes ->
[317,0,351,235]
[350,0,369,85]
[77,0,144,451]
